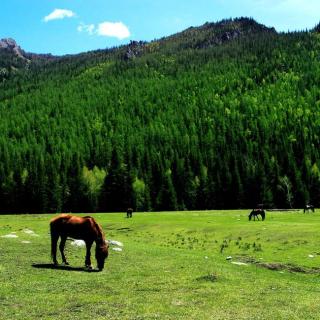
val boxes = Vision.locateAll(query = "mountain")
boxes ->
[0,18,319,213]
[0,18,274,78]
[0,38,57,82]
[158,17,276,51]
[0,18,275,71]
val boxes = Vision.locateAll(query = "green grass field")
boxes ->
[1,210,320,320]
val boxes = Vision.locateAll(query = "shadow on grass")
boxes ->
[31,263,100,272]
[117,227,132,231]
[196,274,218,282]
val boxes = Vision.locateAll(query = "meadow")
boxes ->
[1,210,320,320]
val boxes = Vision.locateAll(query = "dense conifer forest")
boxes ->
[1,17,320,213]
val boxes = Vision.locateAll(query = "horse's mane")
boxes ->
[89,217,105,243]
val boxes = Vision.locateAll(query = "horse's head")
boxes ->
[96,242,109,271]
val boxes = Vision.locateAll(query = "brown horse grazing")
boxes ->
[50,214,109,271]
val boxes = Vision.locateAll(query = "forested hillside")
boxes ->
[1,17,320,213]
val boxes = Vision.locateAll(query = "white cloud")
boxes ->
[44,9,76,22]
[96,22,130,40]
[78,23,95,35]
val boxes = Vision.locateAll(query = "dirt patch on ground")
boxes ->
[257,262,320,274]
[234,255,320,274]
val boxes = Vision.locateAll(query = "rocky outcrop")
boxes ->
[162,17,277,51]
[124,40,146,60]
[0,38,26,59]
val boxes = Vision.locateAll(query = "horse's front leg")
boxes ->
[59,236,69,265]
[85,241,94,269]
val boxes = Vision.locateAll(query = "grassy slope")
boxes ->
[1,211,320,319]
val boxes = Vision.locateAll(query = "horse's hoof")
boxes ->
[85,265,93,270]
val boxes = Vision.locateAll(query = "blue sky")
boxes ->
[1,0,320,55]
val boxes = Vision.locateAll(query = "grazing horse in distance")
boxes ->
[127,208,133,218]
[248,209,265,221]
[50,214,109,271]
[304,204,315,213]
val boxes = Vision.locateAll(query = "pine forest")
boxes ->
[1,18,320,213]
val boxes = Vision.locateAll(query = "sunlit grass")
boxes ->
[1,210,320,319]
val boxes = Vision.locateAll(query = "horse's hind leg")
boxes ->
[51,232,59,265]
[59,236,69,265]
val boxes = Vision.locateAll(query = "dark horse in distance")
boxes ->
[304,204,315,213]
[50,214,109,271]
[248,209,266,221]
[127,208,133,218]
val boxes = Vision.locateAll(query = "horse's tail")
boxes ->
[248,212,252,221]
[261,210,266,221]
[50,214,67,235]
[50,217,61,262]
[49,214,70,261]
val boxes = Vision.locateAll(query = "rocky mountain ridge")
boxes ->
[0,38,25,58]
[0,18,277,61]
